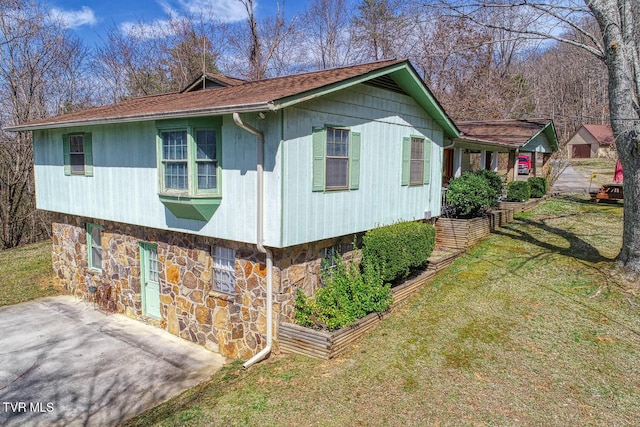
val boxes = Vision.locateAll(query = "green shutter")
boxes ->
[312,127,326,192]
[423,138,431,185]
[63,134,71,176]
[84,133,93,177]
[349,132,361,190]
[401,137,411,186]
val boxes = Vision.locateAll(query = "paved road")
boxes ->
[552,164,595,194]
[0,296,226,427]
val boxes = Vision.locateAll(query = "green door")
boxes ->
[140,243,160,319]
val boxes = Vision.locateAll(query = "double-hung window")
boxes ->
[162,130,189,190]
[402,136,432,186]
[87,223,102,271]
[312,126,361,191]
[63,133,93,176]
[156,118,222,221]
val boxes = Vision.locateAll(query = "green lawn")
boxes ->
[0,240,59,307]
[123,195,639,426]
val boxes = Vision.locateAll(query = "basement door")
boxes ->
[140,242,161,319]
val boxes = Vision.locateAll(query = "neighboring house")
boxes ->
[567,124,616,158]
[442,119,559,184]
[6,59,459,361]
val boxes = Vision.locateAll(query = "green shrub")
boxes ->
[294,252,392,330]
[446,172,497,217]
[362,221,436,283]
[528,177,548,198]
[473,169,503,200]
[506,181,531,202]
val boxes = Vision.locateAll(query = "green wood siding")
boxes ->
[349,132,361,190]
[32,115,282,246]
[281,83,444,247]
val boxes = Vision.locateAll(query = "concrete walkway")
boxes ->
[0,296,226,427]
[552,164,595,194]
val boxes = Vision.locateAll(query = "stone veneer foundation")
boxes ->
[51,213,357,359]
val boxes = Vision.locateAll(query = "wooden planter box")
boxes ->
[435,216,492,250]
[279,251,462,360]
[498,196,545,213]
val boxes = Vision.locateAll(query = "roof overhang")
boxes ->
[4,102,272,132]
[522,120,559,152]
[453,137,516,151]
[271,61,460,139]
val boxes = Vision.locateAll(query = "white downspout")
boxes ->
[513,148,520,182]
[233,112,273,370]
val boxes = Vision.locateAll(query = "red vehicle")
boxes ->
[518,155,531,175]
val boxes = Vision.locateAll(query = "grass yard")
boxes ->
[0,240,59,307]
[570,157,618,186]
[124,196,639,426]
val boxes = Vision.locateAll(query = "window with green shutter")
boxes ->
[63,133,93,177]
[402,136,432,186]
[312,126,361,192]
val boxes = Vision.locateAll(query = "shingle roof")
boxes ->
[583,124,614,146]
[6,59,406,131]
[457,119,554,147]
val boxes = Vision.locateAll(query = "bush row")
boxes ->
[362,221,435,283]
[295,221,436,330]
[505,177,548,201]
[446,169,502,217]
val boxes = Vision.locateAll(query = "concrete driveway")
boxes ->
[552,164,594,194]
[0,296,226,426]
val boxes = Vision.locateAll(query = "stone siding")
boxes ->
[51,214,358,359]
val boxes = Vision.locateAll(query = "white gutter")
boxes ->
[232,112,273,370]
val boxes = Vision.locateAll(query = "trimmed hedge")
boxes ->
[528,177,548,198]
[362,221,436,283]
[506,181,531,202]
[473,169,503,200]
[446,172,497,217]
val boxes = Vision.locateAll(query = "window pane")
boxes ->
[149,249,159,282]
[165,162,188,190]
[410,138,424,185]
[213,246,236,294]
[90,227,101,249]
[410,160,424,184]
[70,153,85,174]
[162,131,187,160]
[92,247,102,269]
[70,135,84,154]
[197,161,217,190]
[196,130,216,160]
[326,128,349,157]
[326,157,348,188]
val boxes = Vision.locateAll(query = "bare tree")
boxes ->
[428,0,640,276]
[352,0,410,61]
[301,0,358,69]
[0,0,87,248]
[230,0,297,80]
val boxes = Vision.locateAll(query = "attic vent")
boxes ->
[365,75,406,94]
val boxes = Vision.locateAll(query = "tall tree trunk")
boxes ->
[587,0,640,273]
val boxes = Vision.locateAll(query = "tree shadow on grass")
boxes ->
[493,216,615,265]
